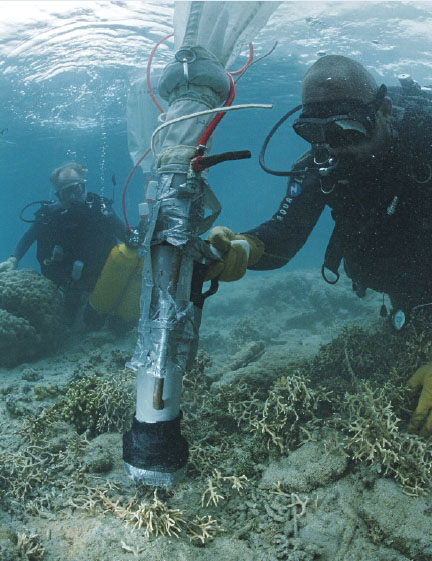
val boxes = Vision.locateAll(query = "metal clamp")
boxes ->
[175,47,196,85]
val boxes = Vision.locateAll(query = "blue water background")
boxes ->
[1,1,432,274]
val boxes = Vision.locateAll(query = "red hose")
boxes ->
[230,43,254,76]
[196,43,254,149]
[196,73,236,148]
[146,33,173,114]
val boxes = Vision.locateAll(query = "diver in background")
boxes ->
[0,162,127,327]
[205,55,432,439]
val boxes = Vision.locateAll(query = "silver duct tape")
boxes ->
[132,298,201,377]
[144,174,220,247]
[124,462,187,487]
[152,178,205,246]
[128,173,205,378]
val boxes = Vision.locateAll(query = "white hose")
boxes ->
[151,103,273,157]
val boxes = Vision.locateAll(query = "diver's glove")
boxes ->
[0,256,18,273]
[205,226,264,282]
[407,363,432,437]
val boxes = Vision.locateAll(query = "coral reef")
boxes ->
[187,329,432,502]
[295,315,432,496]
[0,309,40,368]
[17,531,45,561]
[335,380,432,495]
[187,515,220,544]
[1,273,432,561]
[0,421,87,512]
[47,371,135,436]
[71,484,224,544]
[308,323,403,388]
[308,310,432,392]
[0,269,64,367]
[226,373,332,456]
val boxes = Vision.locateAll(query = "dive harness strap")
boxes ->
[322,221,367,297]
[321,175,404,287]
[322,221,344,285]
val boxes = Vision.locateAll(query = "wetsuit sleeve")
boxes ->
[12,223,38,262]
[243,160,326,270]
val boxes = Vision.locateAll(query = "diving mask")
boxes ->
[293,85,387,148]
[293,103,376,148]
[293,114,372,148]
[56,181,86,205]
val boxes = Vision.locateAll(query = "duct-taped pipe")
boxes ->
[124,0,280,486]
[135,242,202,422]
[123,171,213,485]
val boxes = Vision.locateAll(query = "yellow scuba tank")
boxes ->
[90,243,143,320]
[113,254,144,322]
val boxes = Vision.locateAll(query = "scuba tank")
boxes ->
[113,257,143,322]
[89,242,143,322]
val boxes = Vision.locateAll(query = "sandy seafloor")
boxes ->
[1,267,431,561]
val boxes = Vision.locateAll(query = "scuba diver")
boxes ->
[0,162,128,328]
[205,55,432,439]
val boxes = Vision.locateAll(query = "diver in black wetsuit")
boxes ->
[246,89,432,319]
[0,162,127,325]
[206,56,432,317]
[204,55,432,438]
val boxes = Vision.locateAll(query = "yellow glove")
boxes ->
[407,363,432,437]
[205,226,264,282]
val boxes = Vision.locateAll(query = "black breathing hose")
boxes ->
[259,104,303,177]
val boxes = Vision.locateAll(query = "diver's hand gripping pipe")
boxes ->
[208,238,250,260]
[206,238,250,282]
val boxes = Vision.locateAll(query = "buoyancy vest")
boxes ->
[35,193,118,290]
[321,101,432,309]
